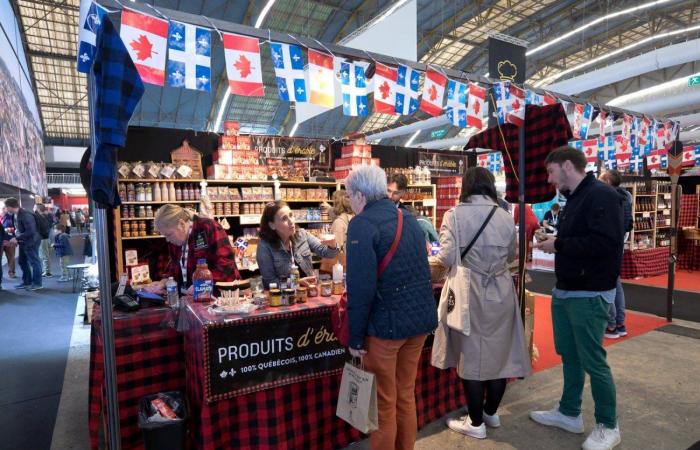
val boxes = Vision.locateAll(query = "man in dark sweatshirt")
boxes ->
[4,198,42,290]
[529,147,623,450]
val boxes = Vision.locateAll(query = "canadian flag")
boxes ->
[120,9,168,86]
[682,146,696,167]
[646,150,662,170]
[308,49,334,108]
[582,139,599,162]
[572,104,585,139]
[373,63,397,114]
[419,70,447,116]
[622,114,632,141]
[507,84,525,126]
[467,83,487,129]
[223,33,264,97]
[477,153,489,168]
[615,136,632,167]
[543,93,557,105]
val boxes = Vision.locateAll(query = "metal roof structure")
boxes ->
[10,0,700,149]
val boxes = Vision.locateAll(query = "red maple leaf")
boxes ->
[511,99,521,111]
[130,35,154,61]
[428,84,438,102]
[472,101,480,115]
[652,156,658,163]
[379,81,391,99]
[234,54,253,78]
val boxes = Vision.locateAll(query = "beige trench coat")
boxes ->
[431,195,531,380]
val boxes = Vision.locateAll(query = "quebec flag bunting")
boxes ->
[270,42,307,102]
[340,61,368,117]
[76,0,108,73]
[395,64,420,115]
[167,21,212,91]
[444,79,467,128]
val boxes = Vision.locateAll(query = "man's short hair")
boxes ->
[4,198,19,208]
[602,169,622,187]
[388,173,408,191]
[544,146,587,173]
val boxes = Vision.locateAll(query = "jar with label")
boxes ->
[145,186,153,202]
[283,288,295,306]
[139,221,147,236]
[122,222,131,237]
[121,205,129,218]
[146,206,153,218]
[332,280,344,295]
[127,183,135,202]
[269,283,281,307]
[192,258,213,302]
[138,205,146,218]
[320,281,332,297]
[289,265,300,289]
[308,284,318,298]
[296,287,307,303]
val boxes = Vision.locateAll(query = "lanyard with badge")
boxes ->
[179,225,193,285]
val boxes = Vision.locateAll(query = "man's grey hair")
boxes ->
[345,165,388,203]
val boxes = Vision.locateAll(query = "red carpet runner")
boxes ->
[622,271,700,294]
[532,295,668,373]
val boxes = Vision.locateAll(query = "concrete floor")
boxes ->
[344,319,700,450]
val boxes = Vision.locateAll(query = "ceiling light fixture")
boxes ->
[405,130,421,147]
[212,1,276,132]
[536,24,700,87]
[607,72,700,106]
[526,0,673,56]
[289,123,299,137]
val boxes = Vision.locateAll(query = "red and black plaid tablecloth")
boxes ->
[184,297,466,450]
[89,305,185,450]
[679,194,700,270]
[621,247,670,279]
[679,194,698,227]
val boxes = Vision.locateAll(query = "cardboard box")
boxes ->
[331,170,351,180]
[213,149,234,165]
[341,144,372,158]
[207,164,232,180]
[237,135,252,151]
[219,135,237,150]
[335,157,371,171]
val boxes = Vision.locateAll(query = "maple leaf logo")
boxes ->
[428,84,438,102]
[511,99,521,111]
[130,35,154,61]
[379,81,391,99]
[472,101,480,115]
[234,54,252,78]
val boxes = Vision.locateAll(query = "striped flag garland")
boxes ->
[223,33,264,96]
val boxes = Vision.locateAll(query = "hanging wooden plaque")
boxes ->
[170,140,203,179]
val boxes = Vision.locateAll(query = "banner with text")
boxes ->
[204,309,346,402]
[417,152,468,175]
[252,136,331,169]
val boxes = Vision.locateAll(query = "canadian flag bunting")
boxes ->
[120,9,168,86]
[582,139,599,162]
[419,70,447,116]
[373,63,397,114]
[615,136,631,169]
[638,116,651,148]
[572,104,584,139]
[223,32,264,97]
[646,148,667,170]
[630,152,644,172]
[622,114,632,141]
[467,83,487,129]
[477,153,489,168]
[596,110,607,142]
[307,49,334,108]
[507,84,525,126]
[543,93,557,105]
[682,146,696,167]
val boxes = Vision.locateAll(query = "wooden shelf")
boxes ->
[282,199,330,203]
[119,178,203,183]
[635,211,655,214]
[121,200,199,205]
[121,217,154,221]
[121,235,165,240]
[209,199,273,203]
[205,179,338,187]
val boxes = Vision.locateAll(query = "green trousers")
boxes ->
[552,295,617,428]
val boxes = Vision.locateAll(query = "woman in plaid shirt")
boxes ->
[144,204,239,295]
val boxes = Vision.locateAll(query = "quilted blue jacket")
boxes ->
[346,198,438,349]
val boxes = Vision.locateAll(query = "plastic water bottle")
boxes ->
[166,277,178,308]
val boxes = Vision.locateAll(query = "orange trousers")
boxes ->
[363,334,427,450]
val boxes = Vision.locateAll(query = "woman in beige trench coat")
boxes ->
[431,167,531,440]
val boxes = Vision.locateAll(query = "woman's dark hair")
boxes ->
[259,200,289,247]
[460,167,498,203]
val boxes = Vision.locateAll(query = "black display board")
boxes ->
[204,307,346,402]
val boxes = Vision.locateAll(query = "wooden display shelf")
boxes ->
[209,199,273,203]
[282,199,330,203]
[206,179,337,187]
[119,178,203,183]
[121,217,154,221]
[635,211,656,214]
[121,235,165,240]
[121,200,199,205]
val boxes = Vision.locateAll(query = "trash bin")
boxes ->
[138,391,187,450]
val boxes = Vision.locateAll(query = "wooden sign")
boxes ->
[171,140,203,179]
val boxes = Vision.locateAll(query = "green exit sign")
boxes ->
[688,75,700,87]
[431,129,448,139]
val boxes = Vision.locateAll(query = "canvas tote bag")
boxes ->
[336,358,378,433]
[437,205,497,336]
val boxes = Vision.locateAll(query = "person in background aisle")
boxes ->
[387,172,409,208]
[1,206,17,278]
[52,224,73,282]
[513,203,540,260]
[143,204,240,295]
[256,201,338,289]
[531,147,623,450]
[75,208,84,233]
[432,167,531,440]
[35,204,53,277]
[598,169,633,339]
[0,220,6,290]
[59,210,71,235]
[344,165,437,450]
[330,190,354,251]
[541,203,561,233]
[4,198,42,290]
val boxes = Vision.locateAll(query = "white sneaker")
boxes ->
[483,412,501,428]
[530,406,584,434]
[582,423,621,450]
[447,415,487,439]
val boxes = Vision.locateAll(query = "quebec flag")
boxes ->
[167,21,211,91]
[340,61,368,117]
[395,64,420,115]
[270,42,307,102]
[76,0,108,73]
[444,79,467,128]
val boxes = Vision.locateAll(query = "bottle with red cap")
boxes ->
[192,258,213,302]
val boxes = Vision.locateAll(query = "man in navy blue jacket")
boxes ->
[4,198,42,290]
[345,165,437,450]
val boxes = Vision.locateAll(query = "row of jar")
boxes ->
[119,182,201,203]
[122,220,157,238]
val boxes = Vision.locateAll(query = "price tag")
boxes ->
[664,194,671,199]
[422,198,436,207]
[643,212,650,218]
[239,214,260,225]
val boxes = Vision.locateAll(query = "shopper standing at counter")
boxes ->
[144,204,239,294]
[531,147,623,450]
[344,165,437,450]
[330,190,354,250]
[256,201,338,289]
[432,167,531,440]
